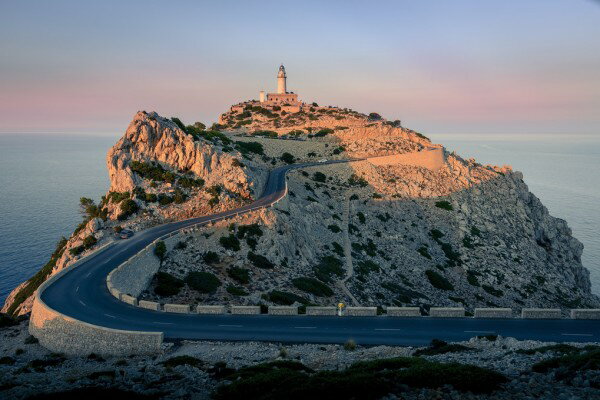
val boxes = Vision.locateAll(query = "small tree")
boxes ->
[280,152,295,164]
[154,241,167,262]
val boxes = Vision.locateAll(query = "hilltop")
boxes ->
[2,103,597,316]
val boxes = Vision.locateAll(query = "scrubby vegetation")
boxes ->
[219,234,241,251]
[425,269,454,291]
[435,200,453,211]
[213,356,507,399]
[247,252,275,269]
[264,290,309,305]
[227,266,250,284]
[154,272,184,296]
[313,256,344,283]
[154,241,167,262]
[292,277,333,297]
[185,271,221,294]
[413,339,472,356]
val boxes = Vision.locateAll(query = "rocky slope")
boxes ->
[2,111,266,316]
[1,316,599,399]
[3,103,598,316]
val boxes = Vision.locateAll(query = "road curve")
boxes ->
[39,160,600,346]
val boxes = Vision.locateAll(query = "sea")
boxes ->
[0,133,599,305]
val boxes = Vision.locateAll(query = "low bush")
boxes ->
[292,277,333,297]
[356,212,366,224]
[185,271,221,294]
[202,251,220,264]
[247,252,275,269]
[425,270,454,291]
[280,152,295,164]
[220,234,241,251]
[327,224,341,233]
[235,141,264,156]
[313,172,326,182]
[118,199,139,220]
[344,339,357,351]
[413,339,472,356]
[154,272,184,296]
[417,246,431,259]
[265,290,309,305]
[313,256,344,283]
[0,313,19,328]
[435,200,453,211]
[532,348,600,379]
[482,285,503,297]
[226,285,248,296]
[331,242,344,257]
[154,241,167,261]
[237,223,263,239]
[227,266,250,284]
[348,174,368,187]
[516,344,582,355]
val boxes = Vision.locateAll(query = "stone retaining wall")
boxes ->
[306,306,337,316]
[570,309,600,319]
[521,308,561,319]
[139,300,160,311]
[387,307,421,317]
[231,306,261,315]
[474,308,512,318]
[430,307,465,318]
[346,307,377,316]
[197,305,226,314]
[164,304,190,313]
[268,306,298,315]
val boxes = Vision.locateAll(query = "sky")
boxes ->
[1,0,599,136]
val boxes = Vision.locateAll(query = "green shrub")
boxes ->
[154,272,184,296]
[227,266,250,284]
[237,223,263,239]
[467,271,480,286]
[154,241,167,261]
[202,251,220,264]
[348,174,368,187]
[425,270,454,291]
[532,348,600,377]
[82,235,97,249]
[69,245,85,256]
[344,339,357,351]
[220,234,241,251]
[157,193,173,206]
[0,356,15,365]
[516,344,582,355]
[174,241,187,250]
[0,313,19,328]
[130,161,176,183]
[247,252,275,269]
[331,242,344,257]
[227,285,248,296]
[356,260,380,276]
[145,193,157,202]
[435,200,453,211]
[313,256,344,283]
[185,271,221,294]
[107,191,131,203]
[417,246,431,259]
[327,224,341,233]
[314,128,334,137]
[178,176,205,189]
[313,172,326,182]
[235,141,264,156]
[292,277,333,297]
[482,285,503,297]
[414,339,472,356]
[280,152,295,164]
[265,290,309,305]
[356,212,366,224]
[118,199,139,220]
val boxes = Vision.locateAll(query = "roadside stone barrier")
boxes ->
[346,307,377,316]
[139,300,161,311]
[387,307,421,317]
[121,294,138,306]
[231,306,261,315]
[430,307,465,318]
[474,308,512,318]
[570,309,600,319]
[197,305,226,314]
[268,306,298,315]
[521,308,561,319]
[164,304,190,314]
[306,306,337,316]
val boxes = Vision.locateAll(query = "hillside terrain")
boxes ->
[3,102,598,316]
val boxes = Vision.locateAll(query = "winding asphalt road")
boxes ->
[40,161,600,346]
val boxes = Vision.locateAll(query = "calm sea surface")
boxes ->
[0,133,598,304]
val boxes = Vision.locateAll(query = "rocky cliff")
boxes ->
[3,104,597,316]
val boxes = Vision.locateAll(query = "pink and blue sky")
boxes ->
[1,0,599,135]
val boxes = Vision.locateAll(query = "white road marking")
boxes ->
[294,326,317,329]
[75,286,79,293]
[79,300,86,307]
[219,324,243,328]
[85,272,91,278]
[464,330,496,334]
[375,328,402,331]
[154,322,174,325]
[561,333,593,337]
[104,313,116,318]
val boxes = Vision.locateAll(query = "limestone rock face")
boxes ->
[107,111,258,196]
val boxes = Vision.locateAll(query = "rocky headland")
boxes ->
[3,102,598,316]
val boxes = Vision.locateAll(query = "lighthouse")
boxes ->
[277,64,287,94]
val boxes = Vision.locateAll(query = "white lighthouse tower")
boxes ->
[277,64,287,94]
